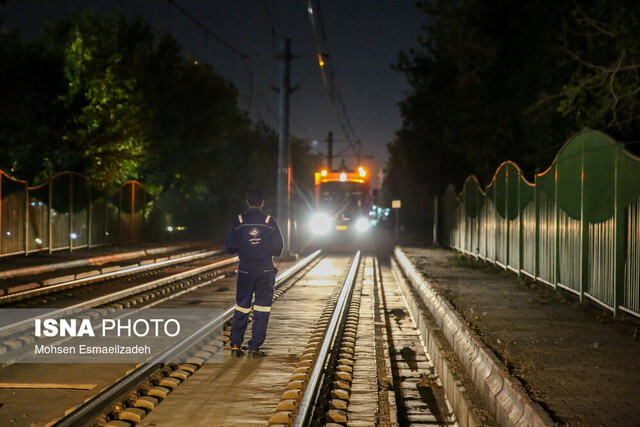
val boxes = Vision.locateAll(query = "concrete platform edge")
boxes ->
[390,257,485,427]
[394,247,554,427]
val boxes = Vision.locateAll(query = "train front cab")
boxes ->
[307,167,376,251]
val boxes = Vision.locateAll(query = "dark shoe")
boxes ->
[247,349,267,359]
[230,345,245,358]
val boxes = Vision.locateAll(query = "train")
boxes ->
[307,165,374,248]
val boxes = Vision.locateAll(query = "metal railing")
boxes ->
[0,170,150,257]
[440,129,640,318]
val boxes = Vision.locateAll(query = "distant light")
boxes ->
[176,226,186,231]
[70,233,77,239]
[355,218,370,233]
[39,202,43,206]
[309,213,332,235]
[358,167,366,177]
[35,238,43,244]
[321,170,328,177]
[31,202,36,206]
[105,232,110,236]
[340,173,347,182]
[167,226,174,232]
[194,60,199,65]
[6,231,11,236]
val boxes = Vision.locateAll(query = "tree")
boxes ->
[0,11,320,240]
[553,0,640,142]
[57,13,152,188]
[0,28,66,181]
[385,0,640,231]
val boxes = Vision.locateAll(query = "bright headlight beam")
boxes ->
[309,213,332,235]
[355,217,370,233]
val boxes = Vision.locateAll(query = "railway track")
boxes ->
[0,249,225,307]
[0,252,239,363]
[0,250,467,426]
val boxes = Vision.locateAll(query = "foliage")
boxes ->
[0,12,318,238]
[385,0,640,230]
[59,13,152,187]
[555,0,640,139]
[0,28,66,181]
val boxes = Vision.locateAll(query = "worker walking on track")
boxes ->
[225,189,284,358]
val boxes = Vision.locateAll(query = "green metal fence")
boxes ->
[440,129,640,318]
[0,170,151,257]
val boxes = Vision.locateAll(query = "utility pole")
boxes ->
[327,131,333,171]
[277,38,296,260]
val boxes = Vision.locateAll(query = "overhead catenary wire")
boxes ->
[305,0,362,157]
[169,0,249,60]
[124,0,278,121]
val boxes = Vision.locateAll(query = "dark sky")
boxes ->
[1,0,424,188]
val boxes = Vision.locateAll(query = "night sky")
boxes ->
[1,0,425,188]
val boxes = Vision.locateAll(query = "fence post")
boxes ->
[614,145,625,317]
[494,183,498,265]
[505,167,510,270]
[88,184,92,248]
[580,146,588,302]
[554,164,560,288]
[69,175,74,252]
[518,168,523,277]
[24,184,29,256]
[433,195,439,246]
[118,185,122,244]
[534,170,540,281]
[143,187,147,242]
[48,180,53,254]
[131,183,135,242]
[476,183,480,258]
[0,175,3,255]
[484,190,488,259]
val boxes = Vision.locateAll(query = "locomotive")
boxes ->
[307,165,373,248]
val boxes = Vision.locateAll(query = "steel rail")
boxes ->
[0,249,223,304]
[294,250,361,427]
[0,255,236,338]
[52,250,322,427]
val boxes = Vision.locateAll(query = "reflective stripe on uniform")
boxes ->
[253,304,271,312]
[238,215,243,223]
[265,215,271,223]
[235,305,251,313]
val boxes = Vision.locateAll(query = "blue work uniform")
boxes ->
[225,207,284,351]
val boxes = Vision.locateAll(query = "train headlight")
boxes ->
[355,217,370,233]
[309,213,332,235]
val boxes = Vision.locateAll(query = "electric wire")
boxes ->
[116,0,278,121]
[305,0,362,156]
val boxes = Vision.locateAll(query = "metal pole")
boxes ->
[613,144,625,317]
[327,130,333,171]
[0,174,3,255]
[24,183,29,256]
[277,38,296,260]
[88,184,92,248]
[433,195,439,246]
[69,175,74,252]
[48,180,53,253]
[131,183,135,242]
[395,207,399,244]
